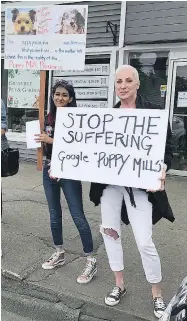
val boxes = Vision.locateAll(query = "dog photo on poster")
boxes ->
[52,6,87,35]
[6,7,37,35]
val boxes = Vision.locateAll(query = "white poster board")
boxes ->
[7,69,40,108]
[51,108,169,190]
[177,92,187,107]
[5,5,88,70]
[26,120,41,148]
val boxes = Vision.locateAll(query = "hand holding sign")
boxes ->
[47,163,58,180]
[34,131,53,144]
[146,168,166,192]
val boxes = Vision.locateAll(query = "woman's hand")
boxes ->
[35,132,53,144]
[47,163,59,180]
[146,168,166,193]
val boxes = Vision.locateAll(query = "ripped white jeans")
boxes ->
[100,185,162,284]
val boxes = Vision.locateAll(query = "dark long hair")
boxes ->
[48,80,77,126]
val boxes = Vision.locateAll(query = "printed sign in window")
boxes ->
[177,92,187,108]
[7,69,40,108]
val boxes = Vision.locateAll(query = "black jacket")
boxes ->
[89,95,175,225]
[43,115,55,160]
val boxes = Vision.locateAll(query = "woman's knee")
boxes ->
[49,208,61,222]
[100,226,120,240]
[104,228,119,240]
[73,215,90,230]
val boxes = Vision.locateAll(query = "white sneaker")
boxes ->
[77,257,97,284]
[42,251,65,270]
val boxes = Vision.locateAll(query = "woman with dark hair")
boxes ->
[35,80,96,284]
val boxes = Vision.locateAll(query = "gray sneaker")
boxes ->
[105,286,127,306]
[77,257,97,284]
[42,251,65,270]
[153,297,167,319]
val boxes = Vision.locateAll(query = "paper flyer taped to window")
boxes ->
[177,92,187,107]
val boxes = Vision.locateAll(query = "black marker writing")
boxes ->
[96,152,130,175]
[76,114,88,128]
[62,113,114,133]
[133,158,163,178]
[119,115,160,136]
[88,114,101,129]
[58,151,89,171]
[119,116,146,135]
[63,113,74,128]
[62,131,153,155]
[147,117,160,135]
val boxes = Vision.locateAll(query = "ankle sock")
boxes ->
[86,256,96,263]
[55,246,65,254]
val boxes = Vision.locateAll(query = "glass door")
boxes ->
[169,61,187,172]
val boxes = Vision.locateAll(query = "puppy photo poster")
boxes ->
[5,5,88,71]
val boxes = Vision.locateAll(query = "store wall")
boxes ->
[84,1,121,47]
[1,1,121,54]
[1,11,5,54]
[125,1,187,44]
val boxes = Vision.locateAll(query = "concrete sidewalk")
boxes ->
[1,162,187,321]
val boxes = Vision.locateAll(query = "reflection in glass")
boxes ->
[172,115,187,170]
[129,52,169,108]
[171,65,187,171]
[130,53,187,171]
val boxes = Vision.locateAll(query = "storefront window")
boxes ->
[1,59,49,132]
[171,64,187,171]
[129,52,187,172]
[129,52,169,107]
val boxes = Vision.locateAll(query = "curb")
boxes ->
[2,273,151,321]
[2,290,80,321]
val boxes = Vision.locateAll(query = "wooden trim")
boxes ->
[37,70,46,171]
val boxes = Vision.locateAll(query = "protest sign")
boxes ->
[7,69,40,108]
[51,108,169,190]
[5,5,88,71]
[5,4,88,170]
